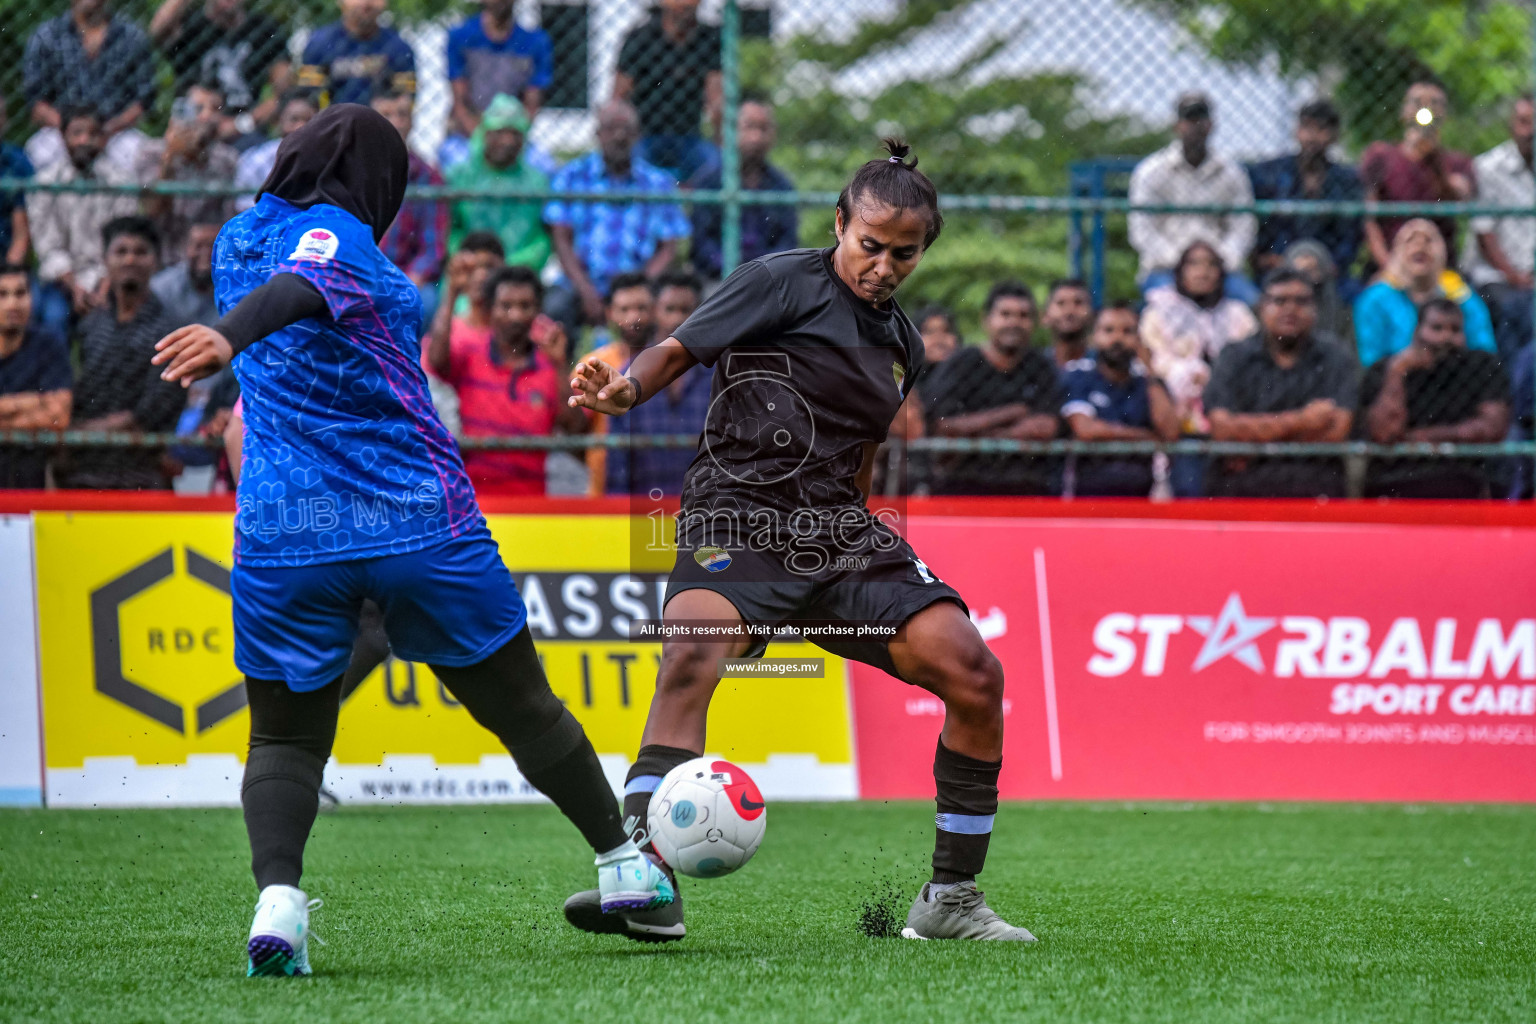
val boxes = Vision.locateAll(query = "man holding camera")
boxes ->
[1361,80,1475,274]
[134,80,237,266]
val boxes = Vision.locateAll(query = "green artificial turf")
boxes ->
[1,801,1533,1023]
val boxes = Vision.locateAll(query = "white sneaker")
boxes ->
[246,884,322,976]
[596,844,676,914]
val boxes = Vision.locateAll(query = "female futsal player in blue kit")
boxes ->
[152,104,670,977]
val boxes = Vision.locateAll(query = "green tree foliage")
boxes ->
[744,4,1163,328]
[1137,0,1531,152]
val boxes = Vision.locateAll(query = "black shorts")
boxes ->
[664,508,968,678]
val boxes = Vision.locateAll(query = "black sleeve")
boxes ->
[215,273,330,355]
[1475,352,1512,405]
[1357,359,1388,411]
[1325,344,1359,411]
[1023,352,1064,415]
[920,352,971,423]
[1203,346,1241,414]
[670,260,786,367]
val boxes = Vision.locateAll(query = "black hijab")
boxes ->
[258,104,408,243]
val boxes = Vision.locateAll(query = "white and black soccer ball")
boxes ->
[647,757,767,879]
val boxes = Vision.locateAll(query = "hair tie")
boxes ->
[888,155,903,164]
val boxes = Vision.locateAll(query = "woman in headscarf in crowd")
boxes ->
[150,103,671,978]
[1139,240,1258,433]
[445,94,551,271]
[1353,217,1497,366]
[1281,239,1346,341]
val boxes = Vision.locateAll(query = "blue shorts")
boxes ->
[232,527,526,691]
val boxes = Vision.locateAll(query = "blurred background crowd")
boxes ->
[0,0,1532,500]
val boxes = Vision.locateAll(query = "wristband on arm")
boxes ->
[624,375,643,406]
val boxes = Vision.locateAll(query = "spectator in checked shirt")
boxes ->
[544,99,689,328]
[60,216,185,490]
[371,89,446,320]
[298,0,417,107]
[22,0,157,172]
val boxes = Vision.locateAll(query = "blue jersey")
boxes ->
[214,195,481,568]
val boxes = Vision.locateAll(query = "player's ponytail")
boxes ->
[836,137,945,248]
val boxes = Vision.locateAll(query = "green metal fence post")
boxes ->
[720,0,743,276]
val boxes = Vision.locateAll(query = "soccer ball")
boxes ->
[647,758,767,878]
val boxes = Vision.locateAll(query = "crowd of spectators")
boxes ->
[0,0,1530,501]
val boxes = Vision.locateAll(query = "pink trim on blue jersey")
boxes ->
[215,196,482,568]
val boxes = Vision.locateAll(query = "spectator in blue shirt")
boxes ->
[22,0,157,171]
[606,270,711,496]
[1354,218,1496,367]
[298,0,416,107]
[1061,303,1180,496]
[1248,99,1364,300]
[447,0,552,142]
[685,97,798,281]
[0,95,35,267]
[0,265,72,488]
[543,100,689,327]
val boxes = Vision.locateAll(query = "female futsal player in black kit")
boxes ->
[563,141,1035,942]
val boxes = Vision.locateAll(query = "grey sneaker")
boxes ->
[563,886,685,942]
[901,882,1036,941]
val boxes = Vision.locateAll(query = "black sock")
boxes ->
[931,739,1001,885]
[243,676,341,892]
[435,628,630,854]
[624,744,699,848]
[243,743,327,890]
[511,709,628,853]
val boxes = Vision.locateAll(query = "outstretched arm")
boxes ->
[568,337,699,416]
[154,273,329,386]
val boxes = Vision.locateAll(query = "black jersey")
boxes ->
[671,248,924,516]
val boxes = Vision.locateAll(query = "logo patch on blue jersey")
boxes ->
[694,546,732,572]
[289,228,339,263]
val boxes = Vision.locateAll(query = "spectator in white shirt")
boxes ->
[1129,92,1258,305]
[1461,96,1535,360]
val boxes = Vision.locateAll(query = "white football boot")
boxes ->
[246,884,322,976]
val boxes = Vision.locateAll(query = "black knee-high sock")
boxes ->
[243,677,341,891]
[433,628,629,854]
[931,739,1001,885]
[623,745,699,848]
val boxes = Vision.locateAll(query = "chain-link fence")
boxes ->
[0,0,1532,498]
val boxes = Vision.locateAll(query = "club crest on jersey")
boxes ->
[892,362,906,396]
[289,228,339,263]
[694,546,732,572]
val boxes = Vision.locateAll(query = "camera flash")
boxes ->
[1415,108,1434,126]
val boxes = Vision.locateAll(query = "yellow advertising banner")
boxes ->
[34,512,855,806]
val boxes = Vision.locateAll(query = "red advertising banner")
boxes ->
[851,516,1536,802]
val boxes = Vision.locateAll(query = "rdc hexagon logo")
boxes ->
[89,546,245,734]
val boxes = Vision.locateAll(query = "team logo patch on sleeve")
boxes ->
[892,362,907,397]
[288,228,340,263]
